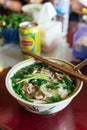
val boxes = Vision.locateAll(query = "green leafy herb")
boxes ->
[0,12,34,29]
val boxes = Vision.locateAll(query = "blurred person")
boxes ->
[0,0,49,15]
[70,0,87,22]
[70,0,87,13]
[68,0,87,41]
[0,0,29,14]
[0,0,87,14]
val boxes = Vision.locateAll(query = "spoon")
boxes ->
[73,59,87,71]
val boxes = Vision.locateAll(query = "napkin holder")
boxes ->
[40,21,62,52]
[37,2,62,52]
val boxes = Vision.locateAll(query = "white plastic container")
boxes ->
[40,21,62,52]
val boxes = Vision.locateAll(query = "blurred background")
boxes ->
[0,0,87,66]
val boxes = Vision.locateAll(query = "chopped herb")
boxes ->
[11,62,75,104]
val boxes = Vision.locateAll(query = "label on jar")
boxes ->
[19,22,41,59]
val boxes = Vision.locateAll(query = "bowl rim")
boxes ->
[5,58,83,107]
[22,3,43,13]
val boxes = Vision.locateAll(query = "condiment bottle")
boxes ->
[53,0,70,37]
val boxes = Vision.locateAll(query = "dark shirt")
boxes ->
[69,12,79,22]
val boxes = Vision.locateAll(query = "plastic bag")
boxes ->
[72,25,87,59]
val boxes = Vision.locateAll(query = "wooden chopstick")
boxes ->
[22,50,87,81]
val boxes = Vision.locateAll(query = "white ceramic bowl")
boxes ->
[22,4,42,22]
[5,58,83,114]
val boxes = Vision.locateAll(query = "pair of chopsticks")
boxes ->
[22,50,87,82]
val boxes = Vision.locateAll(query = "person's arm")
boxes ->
[0,0,22,13]
[79,0,87,7]
[70,0,83,13]
[70,0,87,14]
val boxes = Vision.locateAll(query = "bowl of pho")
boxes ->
[5,58,83,114]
